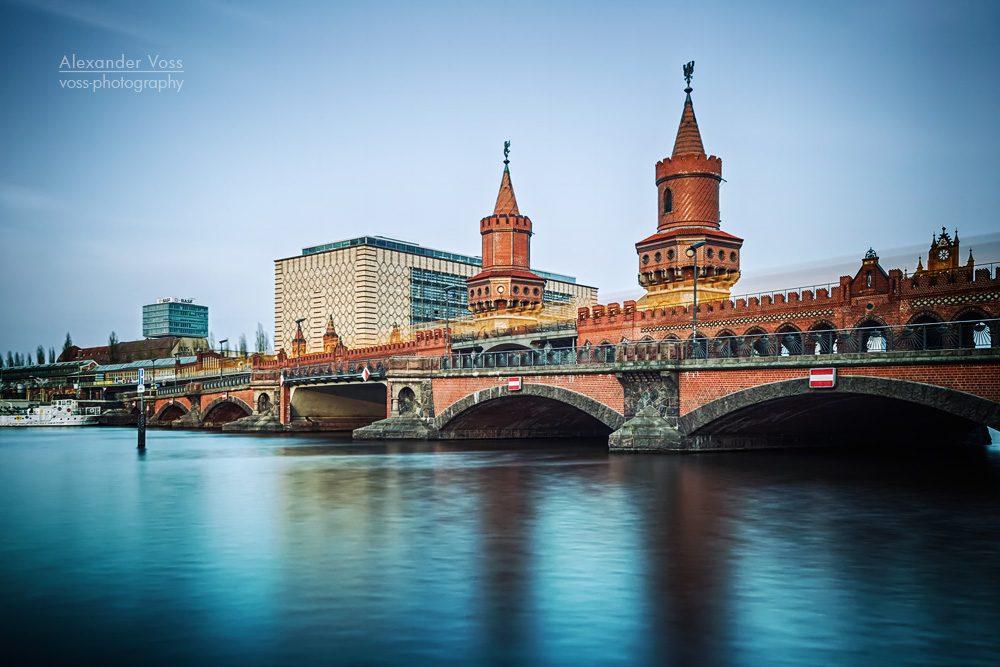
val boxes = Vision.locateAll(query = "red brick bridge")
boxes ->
[355,326,1000,450]
[136,319,1000,451]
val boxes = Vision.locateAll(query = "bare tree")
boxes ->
[36,345,45,364]
[255,323,269,354]
[62,332,73,356]
[107,331,120,364]
[238,333,248,357]
[5,352,12,368]
[48,347,56,364]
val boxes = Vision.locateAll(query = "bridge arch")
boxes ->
[434,383,624,439]
[202,396,253,426]
[154,401,189,423]
[680,376,999,445]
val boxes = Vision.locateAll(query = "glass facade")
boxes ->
[142,301,209,338]
[410,268,469,325]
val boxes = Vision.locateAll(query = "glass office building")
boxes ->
[275,236,596,351]
[142,298,209,338]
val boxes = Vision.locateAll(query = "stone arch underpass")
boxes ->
[154,401,189,424]
[679,376,1000,447]
[202,396,253,428]
[434,384,625,439]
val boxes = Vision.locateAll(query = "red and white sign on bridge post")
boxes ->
[809,368,837,388]
[508,377,522,391]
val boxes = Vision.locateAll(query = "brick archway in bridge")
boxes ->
[435,384,625,439]
[202,396,253,427]
[154,401,189,423]
[680,376,1000,444]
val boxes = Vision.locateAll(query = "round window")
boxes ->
[667,249,675,260]
[533,288,539,296]
[654,252,662,262]
[730,251,737,262]
[642,254,650,265]
[707,248,714,259]
[513,285,520,294]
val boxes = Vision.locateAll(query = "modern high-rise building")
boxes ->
[142,297,210,338]
[274,236,596,352]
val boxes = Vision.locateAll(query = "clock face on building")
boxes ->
[938,249,950,260]
[496,285,505,294]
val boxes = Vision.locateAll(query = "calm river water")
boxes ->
[1,427,999,666]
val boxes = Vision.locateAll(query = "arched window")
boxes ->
[397,387,416,416]
[663,188,673,214]
[808,321,836,355]
[776,324,803,356]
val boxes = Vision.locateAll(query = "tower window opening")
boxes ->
[663,188,673,214]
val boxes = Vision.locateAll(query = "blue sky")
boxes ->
[2,0,998,357]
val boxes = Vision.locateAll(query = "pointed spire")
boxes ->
[672,62,705,157]
[672,92,705,156]
[493,140,519,215]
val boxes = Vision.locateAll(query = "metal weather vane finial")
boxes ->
[683,60,695,92]
[503,140,511,165]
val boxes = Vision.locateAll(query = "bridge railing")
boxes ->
[280,358,390,384]
[155,373,252,396]
[438,318,999,370]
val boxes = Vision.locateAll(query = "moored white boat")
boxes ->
[0,399,100,427]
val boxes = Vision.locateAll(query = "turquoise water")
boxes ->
[1,428,999,665]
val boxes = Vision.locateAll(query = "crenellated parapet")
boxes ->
[577,260,999,345]
[655,153,723,178]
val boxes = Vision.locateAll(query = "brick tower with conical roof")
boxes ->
[322,315,340,353]
[466,142,546,330]
[635,62,743,309]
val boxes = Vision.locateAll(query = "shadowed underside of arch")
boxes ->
[155,402,189,423]
[435,384,624,439]
[202,397,253,427]
[680,377,999,446]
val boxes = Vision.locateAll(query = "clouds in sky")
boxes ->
[2,0,999,355]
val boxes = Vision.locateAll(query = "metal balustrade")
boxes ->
[439,318,999,370]
[280,359,389,385]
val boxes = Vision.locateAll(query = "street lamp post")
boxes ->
[686,240,707,358]
[218,339,228,379]
[294,318,306,369]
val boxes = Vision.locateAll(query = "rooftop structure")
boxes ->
[142,298,209,338]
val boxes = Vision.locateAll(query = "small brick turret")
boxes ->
[466,146,546,329]
[636,64,743,309]
[322,316,340,354]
